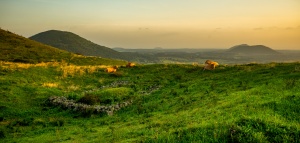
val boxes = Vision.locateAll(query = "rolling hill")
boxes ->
[227,44,280,55]
[29,30,129,60]
[0,28,72,63]
[0,28,127,65]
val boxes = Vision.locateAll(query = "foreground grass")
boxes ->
[0,62,300,142]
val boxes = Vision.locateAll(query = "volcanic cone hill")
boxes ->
[29,30,129,60]
[227,44,280,55]
[0,28,72,63]
[0,28,127,65]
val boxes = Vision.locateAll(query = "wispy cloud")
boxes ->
[253,27,263,30]
[138,27,150,31]
[253,26,300,31]
[285,27,294,30]
[157,32,180,37]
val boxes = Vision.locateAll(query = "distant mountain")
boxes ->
[0,28,71,63]
[227,44,279,55]
[29,30,127,60]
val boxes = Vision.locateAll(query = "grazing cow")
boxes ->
[105,66,118,73]
[126,62,135,68]
[203,60,219,71]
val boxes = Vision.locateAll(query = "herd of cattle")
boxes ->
[105,60,219,73]
[104,62,136,73]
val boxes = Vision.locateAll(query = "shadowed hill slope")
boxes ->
[29,30,129,60]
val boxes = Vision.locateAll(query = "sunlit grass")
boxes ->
[42,82,59,88]
[0,61,299,142]
[59,64,108,78]
[0,61,114,78]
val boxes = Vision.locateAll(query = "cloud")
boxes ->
[157,32,180,37]
[253,27,263,30]
[213,27,222,32]
[138,27,150,31]
[285,27,294,30]
[267,26,278,30]
[252,26,298,30]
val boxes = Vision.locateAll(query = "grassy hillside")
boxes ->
[0,61,299,142]
[29,30,130,60]
[0,28,127,66]
[0,29,72,63]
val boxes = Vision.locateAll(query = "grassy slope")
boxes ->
[0,28,127,66]
[0,62,299,142]
[0,29,72,63]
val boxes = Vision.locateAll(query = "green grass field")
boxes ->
[0,61,300,143]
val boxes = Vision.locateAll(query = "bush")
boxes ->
[33,119,46,127]
[110,71,124,77]
[17,117,34,126]
[67,92,79,100]
[230,118,300,142]
[97,87,134,104]
[49,118,64,127]
[0,128,6,138]
[78,94,100,105]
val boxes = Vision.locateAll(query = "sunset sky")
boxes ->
[1,0,299,49]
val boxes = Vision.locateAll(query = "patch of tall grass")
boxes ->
[0,61,113,78]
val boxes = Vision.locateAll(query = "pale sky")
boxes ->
[1,0,300,49]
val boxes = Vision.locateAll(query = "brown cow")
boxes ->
[203,60,219,71]
[105,66,118,73]
[126,62,135,68]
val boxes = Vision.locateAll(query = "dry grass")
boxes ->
[59,65,109,78]
[0,61,60,70]
[67,85,80,91]
[42,82,59,88]
[0,61,111,78]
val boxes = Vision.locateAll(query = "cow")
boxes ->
[126,62,135,68]
[203,60,219,71]
[105,66,118,73]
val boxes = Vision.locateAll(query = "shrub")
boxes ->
[33,119,46,127]
[97,87,134,104]
[18,117,34,126]
[49,118,64,127]
[110,71,124,77]
[78,94,100,105]
[230,118,300,142]
[285,78,297,89]
[0,128,6,138]
[67,92,79,100]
